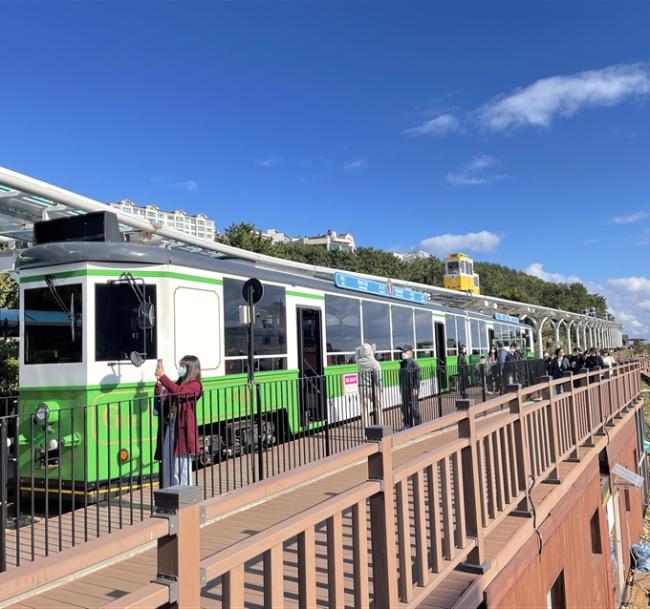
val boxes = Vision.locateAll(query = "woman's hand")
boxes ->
[155,360,165,379]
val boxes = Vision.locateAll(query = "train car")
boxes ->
[16,214,532,496]
[443,252,480,295]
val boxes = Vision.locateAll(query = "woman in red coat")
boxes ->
[154,355,202,487]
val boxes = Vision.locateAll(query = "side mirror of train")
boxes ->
[130,351,145,367]
[137,302,155,330]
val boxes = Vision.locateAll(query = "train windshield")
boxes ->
[446,261,460,274]
[24,283,83,364]
[95,283,157,361]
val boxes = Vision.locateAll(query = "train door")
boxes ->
[488,327,495,348]
[296,307,326,426]
[435,321,447,388]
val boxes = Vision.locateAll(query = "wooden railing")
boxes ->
[0,362,641,609]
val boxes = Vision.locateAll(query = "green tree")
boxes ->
[0,273,18,309]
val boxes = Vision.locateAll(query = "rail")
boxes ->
[9,359,632,609]
[0,359,545,572]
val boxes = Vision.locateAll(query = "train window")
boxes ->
[225,357,287,374]
[362,301,391,354]
[224,278,286,360]
[391,305,414,358]
[446,261,459,274]
[470,320,481,355]
[325,295,361,355]
[24,284,83,364]
[445,316,457,355]
[95,284,157,361]
[414,310,434,358]
[457,318,468,350]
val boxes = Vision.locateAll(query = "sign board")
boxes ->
[334,272,429,305]
[495,312,520,324]
[343,373,358,395]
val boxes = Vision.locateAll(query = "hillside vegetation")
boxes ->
[220,223,608,317]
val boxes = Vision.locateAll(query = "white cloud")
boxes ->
[344,157,368,172]
[402,113,460,137]
[598,277,650,337]
[257,156,282,168]
[445,173,489,186]
[419,231,502,256]
[467,154,496,171]
[477,63,650,132]
[611,211,648,224]
[445,154,508,187]
[175,180,198,192]
[606,276,650,294]
[524,263,581,284]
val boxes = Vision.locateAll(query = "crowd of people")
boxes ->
[544,346,619,380]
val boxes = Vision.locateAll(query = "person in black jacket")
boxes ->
[550,347,570,394]
[458,345,469,399]
[399,345,421,429]
[550,348,569,379]
[585,348,605,370]
[570,347,585,372]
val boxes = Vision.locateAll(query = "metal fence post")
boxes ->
[153,485,204,608]
[255,383,264,482]
[365,425,398,609]
[456,399,490,573]
[436,365,444,418]
[0,417,7,573]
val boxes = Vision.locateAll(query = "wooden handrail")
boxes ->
[0,517,169,604]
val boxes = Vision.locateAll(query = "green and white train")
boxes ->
[16,214,532,494]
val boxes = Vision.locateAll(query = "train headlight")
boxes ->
[33,401,60,425]
[34,403,49,424]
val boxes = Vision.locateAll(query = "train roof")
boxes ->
[16,241,513,324]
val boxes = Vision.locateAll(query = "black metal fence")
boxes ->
[0,358,547,571]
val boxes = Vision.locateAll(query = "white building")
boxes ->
[292,229,356,252]
[109,200,216,241]
[393,250,432,263]
[260,228,290,244]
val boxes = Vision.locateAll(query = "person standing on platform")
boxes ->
[399,345,421,429]
[458,344,469,399]
[355,343,383,428]
[155,356,202,486]
[570,347,585,372]
[585,348,606,370]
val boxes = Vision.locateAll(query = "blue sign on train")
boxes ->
[494,312,520,324]
[334,272,429,304]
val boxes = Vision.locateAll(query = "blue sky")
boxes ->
[2,2,650,335]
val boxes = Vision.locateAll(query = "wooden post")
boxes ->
[365,425,398,609]
[507,385,533,515]
[456,399,490,573]
[539,375,561,482]
[566,371,580,462]
[153,485,203,609]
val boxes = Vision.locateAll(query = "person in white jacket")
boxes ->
[601,349,615,368]
[355,343,384,428]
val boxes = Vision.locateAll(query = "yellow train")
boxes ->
[443,252,480,295]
